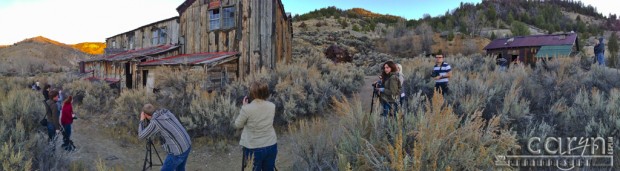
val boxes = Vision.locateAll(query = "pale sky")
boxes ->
[0,0,616,45]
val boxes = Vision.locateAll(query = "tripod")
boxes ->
[142,138,163,171]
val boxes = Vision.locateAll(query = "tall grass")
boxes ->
[289,54,619,169]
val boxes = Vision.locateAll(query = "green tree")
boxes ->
[447,31,455,41]
[507,12,514,25]
[609,32,619,67]
[511,21,530,36]
[487,7,497,23]
[490,31,497,40]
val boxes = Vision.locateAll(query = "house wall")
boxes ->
[179,0,292,78]
[105,18,180,51]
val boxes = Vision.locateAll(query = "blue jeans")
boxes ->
[62,124,72,143]
[596,53,605,66]
[161,147,191,171]
[381,102,399,118]
[242,144,277,171]
[47,122,56,141]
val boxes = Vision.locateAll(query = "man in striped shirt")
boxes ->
[139,104,192,171]
[432,54,452,95]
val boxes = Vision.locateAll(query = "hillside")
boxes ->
[0,36,93,76]
[292,0,620,62]
[72,42,106,55]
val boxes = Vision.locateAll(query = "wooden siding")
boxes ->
[179,0,292,78]
[105,17,180,51]
[138,59,238,92]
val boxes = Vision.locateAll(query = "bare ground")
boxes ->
[68,118,294,170]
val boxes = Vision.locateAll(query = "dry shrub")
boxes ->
[227,54,362,125]
[0,77,68,170]
[288,118,342,170]
[153,66,208,118]
[63,79,115,115]
[185,92,238,138]
[331,93,519,170]
[104,88,154,144]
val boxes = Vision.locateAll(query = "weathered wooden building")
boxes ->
[484,33,579,65]
[81,0,292,92]
[105,17,180,52]
[82,17,181,90]
[175,0,293,78]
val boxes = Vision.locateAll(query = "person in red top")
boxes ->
[60,95,76,151]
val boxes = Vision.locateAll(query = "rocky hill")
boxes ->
[291,1,619,73]
[72,42,106,55]
[0,36,94,76]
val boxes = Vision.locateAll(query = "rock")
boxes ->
[324,44,352,63]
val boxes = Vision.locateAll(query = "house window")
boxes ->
[209,9,220,31]
[128,33,135,49]
[112,40,116,48]
[152,29,159,45]
[151,28,167,45]
[222,7,235,29]
[159,28,167,44]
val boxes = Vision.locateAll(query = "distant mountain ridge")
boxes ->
[2,36,105,55]
[0,36,96,76]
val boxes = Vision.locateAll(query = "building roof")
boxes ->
[83,44,179,62]
[140,51,239,67]
[484,33,578,50]
[176,0,196,15]
[535,45,573,58]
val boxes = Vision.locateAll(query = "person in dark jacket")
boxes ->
[594,37,605,66]
[45,90,61,142]
[375,61,402,118]
[496,54,508,71]
[42,84,51,101]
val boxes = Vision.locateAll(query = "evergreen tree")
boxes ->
[511,21,530,36]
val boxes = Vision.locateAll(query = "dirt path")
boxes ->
[68,116,294,170]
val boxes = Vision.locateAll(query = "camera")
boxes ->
[430,71,439,78]
[239,94,253,104]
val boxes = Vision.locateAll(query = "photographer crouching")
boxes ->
[138,104,192,171]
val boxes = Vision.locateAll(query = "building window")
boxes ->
[112,40,116,48]
[209,9,220,31]
[128,33,135,49]
[159,28,167,44]
[151,28,167,45]
[152,29,159,45]
[222,7,235,29]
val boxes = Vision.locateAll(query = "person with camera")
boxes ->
[432,53,452,95]
[234,81,278,171]
[138,104,192,171]
[375,61,402,118]
[59,95,77,151]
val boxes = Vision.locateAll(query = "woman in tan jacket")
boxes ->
[234,81,277,171]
